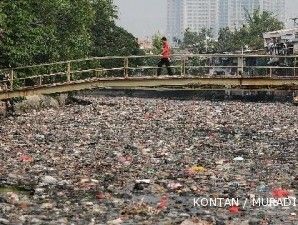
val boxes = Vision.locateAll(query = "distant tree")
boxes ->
[216,27,236,53]
[183,28,203,52]
[91,23,141,57]
[244,10,284,49]
[182,28,216,53]
[90,0,143,72]
[151,33,163,55]
[91,0,142,57]
[216,10,284,53]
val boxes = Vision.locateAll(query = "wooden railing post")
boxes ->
[181,57,186,76]
[66,62,71,82]
[294,57,297,76]
[237,56,244,77]
[124,58,129,78]
[39,75,42,86]
[9,69,14,90]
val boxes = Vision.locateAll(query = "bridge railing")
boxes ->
[0,54,297,92]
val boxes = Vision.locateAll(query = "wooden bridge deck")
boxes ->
[1,76,297,100]
[1,54,298,100]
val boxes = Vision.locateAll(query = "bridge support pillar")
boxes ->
[225,85,231,99]
[0,99,14,117]
[293,91,298,105]
[66,62,71,82]
[237,56,244,76]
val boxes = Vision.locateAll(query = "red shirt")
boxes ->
[162,42,171,59]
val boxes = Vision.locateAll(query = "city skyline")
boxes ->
[167,0,219,40]
[218,0,286,30]
[114,0,298,38]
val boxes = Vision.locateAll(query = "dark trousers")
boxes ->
[157,58,173,75]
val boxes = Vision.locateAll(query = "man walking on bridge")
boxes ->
[157,37,173,76]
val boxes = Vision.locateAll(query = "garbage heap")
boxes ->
[0,96,297,225]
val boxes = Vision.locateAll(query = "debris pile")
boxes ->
[0,96,297,224]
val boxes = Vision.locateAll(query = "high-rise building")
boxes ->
[167,0,218,41]
[218,0,229,29]
[167,0,182,41]
[260,0,286,23]
[218,0,285,30]
[167,0,286,40]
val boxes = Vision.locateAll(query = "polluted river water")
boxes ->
[0,95,297,225]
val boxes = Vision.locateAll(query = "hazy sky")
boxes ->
[114,0,298,38]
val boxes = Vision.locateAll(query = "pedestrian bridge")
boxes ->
[0,54,298,100]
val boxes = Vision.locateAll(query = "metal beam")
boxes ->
[0,76,298,100]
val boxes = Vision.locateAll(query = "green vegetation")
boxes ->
[152,33,163,55]
[0,0,141,69]
[218,10,284,52]
[180,10,284,53]
[183,28,217,53]
[91,0,142,57]
[0,3,285,75]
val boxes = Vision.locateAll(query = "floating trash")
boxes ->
[233,156,244,161]
[271,188,289,198]
[0,96,297,224]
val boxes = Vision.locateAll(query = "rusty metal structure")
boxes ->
[0,54,298,101]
